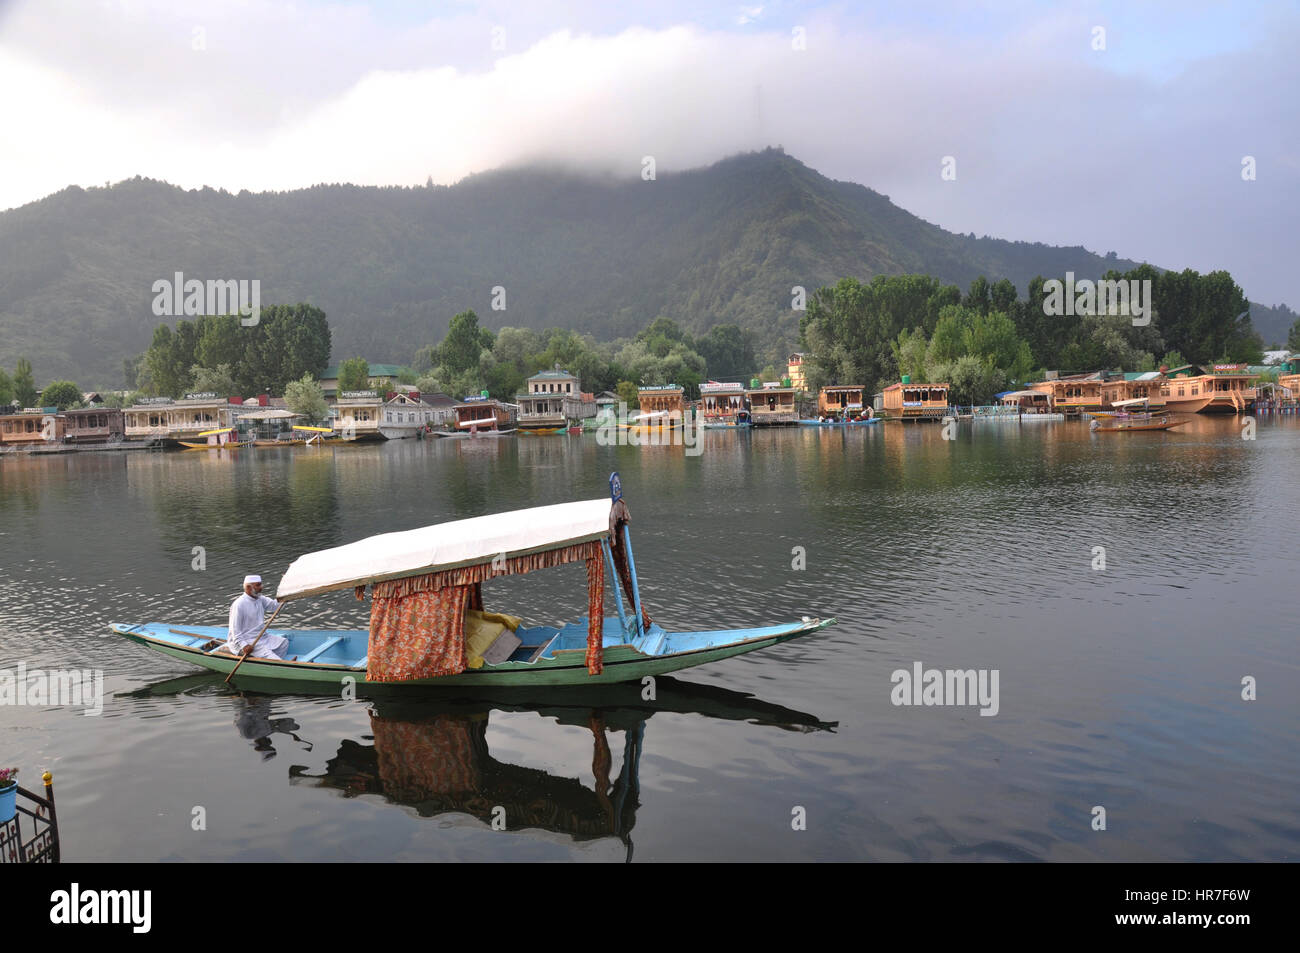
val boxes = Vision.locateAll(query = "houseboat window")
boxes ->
[1177,387,1185,396]
[1191,387,1198,395]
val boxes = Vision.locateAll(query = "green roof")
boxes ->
[321,363,403,379]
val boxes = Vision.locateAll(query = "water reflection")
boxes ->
[126,674,836,859]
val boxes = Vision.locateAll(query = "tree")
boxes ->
[39,380,83,410]
[1288,317,1300,353]
[615,380,639,408]
[143,326,190,396]
[285,373,328,421]
[697,324,757,380]
[189,363,240,396]
[1159,350,1186,370]
[0,369,11,407]
[435,310,494,375]
[338,357,370,392]
[12,358,38,407]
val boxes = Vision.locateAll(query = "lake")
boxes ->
[1,416,1296,861]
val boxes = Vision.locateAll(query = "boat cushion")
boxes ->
[464,609,523,669]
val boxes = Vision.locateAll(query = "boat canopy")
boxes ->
[998,390,1048,400]
[1110,397,1150,408]
[276,498,615,600]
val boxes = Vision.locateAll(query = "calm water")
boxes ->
[1,417,1297,861]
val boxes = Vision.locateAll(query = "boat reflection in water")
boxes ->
[125,675,836,859]
[290,679,836,858]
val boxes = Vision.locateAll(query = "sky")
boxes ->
[0,0,1296,306]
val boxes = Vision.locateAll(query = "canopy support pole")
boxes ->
[601,537,630,637]
[621,524,644,641]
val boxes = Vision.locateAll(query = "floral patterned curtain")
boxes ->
[364,539,608,679]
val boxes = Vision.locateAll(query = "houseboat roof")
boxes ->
[637,385,683,392]
[276,497,614,600]
[528,368,578,380]
[700,381,745,392]
[237,408,300,420]
[883,381,950,391]
[1122,371,1163,381]
[998,390,1048,399]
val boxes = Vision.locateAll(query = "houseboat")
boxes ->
[880,378,951,420]
[1028,372,1110,417]
[699,381,750,428]
[452,394,516,433]
[332,391,385,441]
[994,390,1061,418]
[61,407,125,444]
[626,385,686,431]
[379,392,442,439]
[123,393,237,445]
[1160,364,1257,414]
[516,368,597,433]
[0,409,63,448]
[817,385,867,421]
[745,380,798,426]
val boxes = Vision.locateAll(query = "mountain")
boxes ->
[0,148,1289,388]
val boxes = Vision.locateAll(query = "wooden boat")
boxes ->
[519,426,567,435]
[1089,398,1185,432]
[109,475,835,691]
[619,411,684,431]
[179,427,250,449]
[797,417,879,426]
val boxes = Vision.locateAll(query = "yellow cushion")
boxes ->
[463,609,522,669]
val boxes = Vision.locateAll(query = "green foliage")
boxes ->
[892,327,929,383]
[1288,316,1300,352]
[696,324,757,380]
[0,368,11,406]
[285,373,328,421]
[39,380,82,410]
[1159,350,1186,369]
[337,357,370,392]
[615,381,639,408]
[435,310,494,375]
[189,363,239,396]
[12,358,38,407]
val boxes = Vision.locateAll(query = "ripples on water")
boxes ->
[1,416,1297,860]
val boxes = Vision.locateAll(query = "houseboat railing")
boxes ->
[0,772,59,864]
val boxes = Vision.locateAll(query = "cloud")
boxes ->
[0,0,1296,305]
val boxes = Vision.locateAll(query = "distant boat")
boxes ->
[109,475,835,691]
[1089,398,1186,432]
[179,427,250,449]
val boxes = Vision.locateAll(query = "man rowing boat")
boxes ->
[226,574,289,659]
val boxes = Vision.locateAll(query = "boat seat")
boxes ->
[298,636,343,664]
[349,655,368,670]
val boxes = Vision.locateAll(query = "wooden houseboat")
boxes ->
[61,407,125,444]
[332,391,385,441]
[624,386,686,431]
[881,379,950,420]
[745,380,798,426]
[817,385,867,420]
[699,381,750,428]
[379,392,441,439]
[1028,372,1109,417]
[1277,356,1300,399]
[1160,364,1257,414]
[517,368,597,433]
[994,390,1060,417]
[0,410,63,447]
[123,393,237,445]
[453,394,516,433]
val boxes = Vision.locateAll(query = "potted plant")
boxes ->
[0,767,17,824]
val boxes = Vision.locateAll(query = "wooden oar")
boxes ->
[225,602,285,684]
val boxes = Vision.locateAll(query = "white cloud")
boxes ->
[0,0,1296,305]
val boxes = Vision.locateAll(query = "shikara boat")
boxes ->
[110,474,835,691]
[619,411,684,432]
[179,427,250,449]
[1089,397,1186,432]
[519,426,568,435]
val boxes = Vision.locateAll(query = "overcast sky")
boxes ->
[1,0,1296,306]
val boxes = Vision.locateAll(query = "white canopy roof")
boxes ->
[1110,397,1150,407]
[276,498,613,600]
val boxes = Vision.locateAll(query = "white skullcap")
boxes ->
[243,574,262,585]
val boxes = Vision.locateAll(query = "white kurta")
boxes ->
[226,593,288,659]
